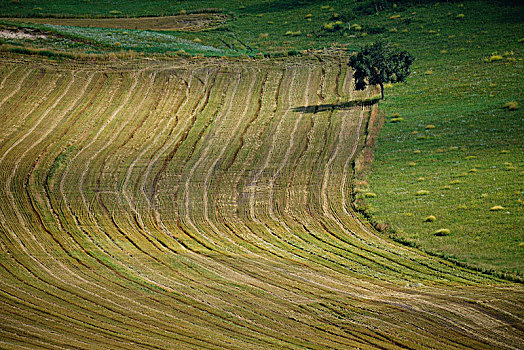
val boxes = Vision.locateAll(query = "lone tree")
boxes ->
[349,41,414,99]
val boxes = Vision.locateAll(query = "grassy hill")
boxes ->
[345,0,523,277]
[0,0,522,348]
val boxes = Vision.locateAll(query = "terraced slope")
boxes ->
[0,57,522,349]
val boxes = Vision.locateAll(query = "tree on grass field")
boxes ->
[349,41,414,99]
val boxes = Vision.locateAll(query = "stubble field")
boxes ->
[0,55,522,349]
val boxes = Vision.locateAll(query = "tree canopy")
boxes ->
[349,41,414,99]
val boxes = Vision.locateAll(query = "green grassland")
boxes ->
[0,0,523,348]
[349,1,523,277]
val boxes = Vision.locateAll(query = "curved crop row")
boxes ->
[0,59,522,349]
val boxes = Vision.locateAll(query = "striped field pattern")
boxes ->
[0,57,522,349]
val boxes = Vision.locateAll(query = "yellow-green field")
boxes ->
[0,55,522,349]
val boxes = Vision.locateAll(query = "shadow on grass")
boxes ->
[292,97,380,113]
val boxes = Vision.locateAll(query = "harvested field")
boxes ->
[0,57,522,349]
[1,13,228,31]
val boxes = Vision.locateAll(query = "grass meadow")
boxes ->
[350,1,523,278]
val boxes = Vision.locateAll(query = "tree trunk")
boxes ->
[379,83,384,99]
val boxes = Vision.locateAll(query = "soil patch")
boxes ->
[0,28,47,40]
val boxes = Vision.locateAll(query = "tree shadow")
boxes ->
[292,97,380,113]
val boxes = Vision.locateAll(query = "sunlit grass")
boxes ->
[361,0,523,276]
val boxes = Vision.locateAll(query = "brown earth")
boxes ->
[0,13,228,31]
